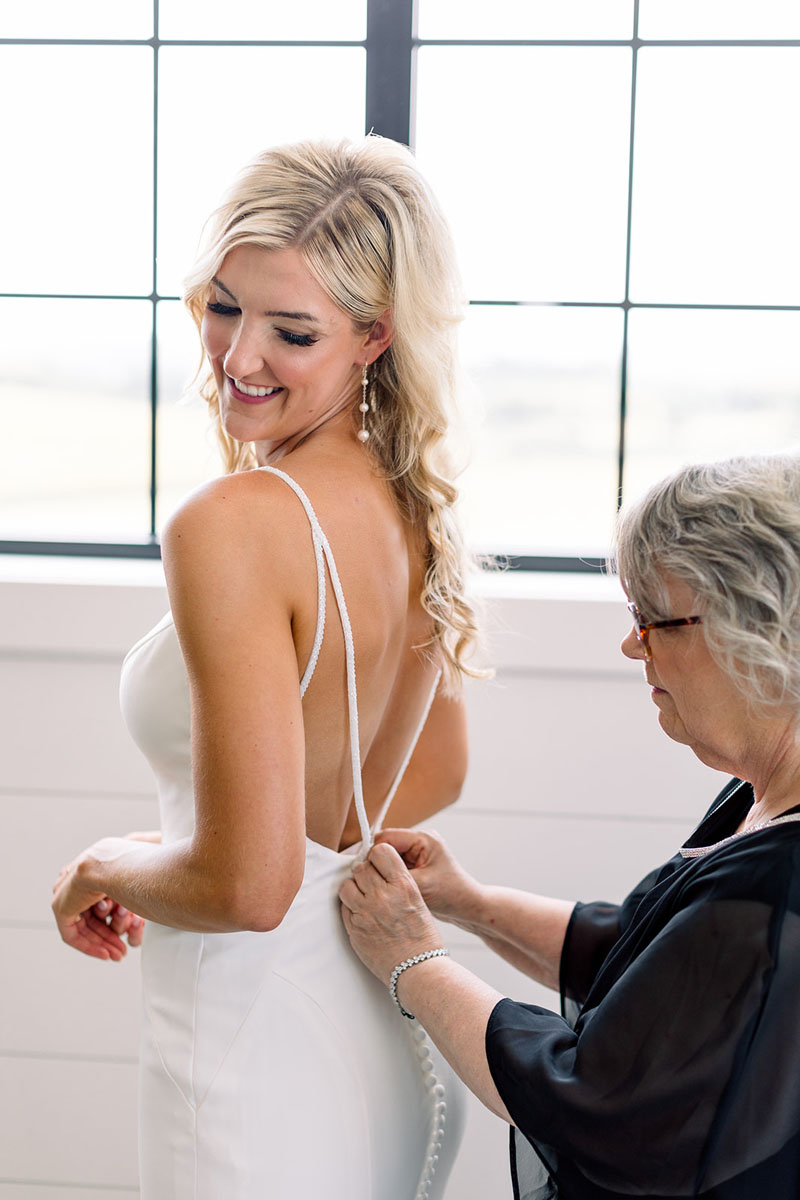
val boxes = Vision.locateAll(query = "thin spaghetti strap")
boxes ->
[259,465,372,851]
[300,534,326,699]
[371,669,442,836]
[258,466,326,699]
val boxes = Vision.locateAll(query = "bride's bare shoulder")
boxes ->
[162,469,305,551]
[159,469,319,612]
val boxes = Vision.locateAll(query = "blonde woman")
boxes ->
[51,137,479,1198]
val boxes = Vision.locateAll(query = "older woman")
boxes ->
[340,453,800,1198]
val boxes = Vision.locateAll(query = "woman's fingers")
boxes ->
[125,915,145,947]
[374,828,437,868]
[124,830,162,844]
[366,841,408,881]
[82,910,128,954]
[108,905,130,934]
[338,877,361,912]
[89,899,144,945]
[59,913,127,961]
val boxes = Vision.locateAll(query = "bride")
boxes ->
[51,135,480,1198]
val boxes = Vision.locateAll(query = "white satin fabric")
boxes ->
[120,468,465,1199]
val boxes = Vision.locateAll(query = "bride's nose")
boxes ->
[223,322,265,381]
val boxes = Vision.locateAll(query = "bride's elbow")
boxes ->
[187,834,306,932]
[240,894,299,933]
[229,870,304,933]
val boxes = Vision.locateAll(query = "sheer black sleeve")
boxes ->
[559,902,622,1007]
[486,840,800,1197]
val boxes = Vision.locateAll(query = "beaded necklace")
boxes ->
[680,811,800,859]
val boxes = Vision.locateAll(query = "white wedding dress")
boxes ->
[120,466,465,1199]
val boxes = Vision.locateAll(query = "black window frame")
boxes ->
[2,0,799,571]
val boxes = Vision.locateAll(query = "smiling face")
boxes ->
[201,244,378,459]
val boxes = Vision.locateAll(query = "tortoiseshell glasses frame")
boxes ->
[627,601,703,662]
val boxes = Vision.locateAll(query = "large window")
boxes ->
[2,1,799,566]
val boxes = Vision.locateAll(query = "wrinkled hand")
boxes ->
[338,842,443,985]
[373,828,481,927]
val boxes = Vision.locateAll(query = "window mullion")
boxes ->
[365,0,414,145]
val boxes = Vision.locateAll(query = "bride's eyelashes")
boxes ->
[206,300,239,316]
[205,302,318,348]
[277,330,318,348]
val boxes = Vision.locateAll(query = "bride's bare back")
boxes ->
[162,427,467,901]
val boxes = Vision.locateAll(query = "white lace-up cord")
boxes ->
[321,534,372,850]
[259,467,372,850]
[372,669,442,834]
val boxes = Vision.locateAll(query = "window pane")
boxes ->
[459,305,622,553]
[0,300,152,540]
[157,47,365,296]
[630,48,800,305]
[639,0,800,40]
[156,301,220,530]
[415,47,631,302]
[624,309,800,504]
[159,0,366,40]
[418,0,633,40]
[1,0,152,38]
[0,47,153,295]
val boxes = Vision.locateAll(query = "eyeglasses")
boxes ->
[627,601,702,662]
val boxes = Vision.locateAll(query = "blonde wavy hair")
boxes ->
[183,135,482,691]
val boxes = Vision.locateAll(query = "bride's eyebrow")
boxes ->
[264,309,320,325]
[210,277,320,325]
[211,276,237,301]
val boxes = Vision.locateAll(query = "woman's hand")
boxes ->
[52,852,130,962]
[339,843,444,985]
[373,828,483,928]
[52,831,156,960]
[91,899,145,947]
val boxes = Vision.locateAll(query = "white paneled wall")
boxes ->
[0,560,723,1198]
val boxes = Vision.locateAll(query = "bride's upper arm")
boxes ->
[160,477,307,930]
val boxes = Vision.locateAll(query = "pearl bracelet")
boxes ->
[389,948,449,1019]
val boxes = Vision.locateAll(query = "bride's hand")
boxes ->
[91,899,145,946]
[52,854,129,962]
[373,828,483,927]
[338,843,443,986]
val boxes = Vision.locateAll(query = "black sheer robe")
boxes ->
[485,778,800,1198]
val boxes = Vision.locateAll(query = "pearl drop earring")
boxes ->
[357,364,371,443]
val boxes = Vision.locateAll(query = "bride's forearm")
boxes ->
[79,836,298,933]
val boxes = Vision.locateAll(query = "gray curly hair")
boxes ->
[613,454,800,715]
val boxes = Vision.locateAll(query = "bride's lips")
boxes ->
[227,376,284,406]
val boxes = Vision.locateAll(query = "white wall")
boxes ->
[0,560,723,1198]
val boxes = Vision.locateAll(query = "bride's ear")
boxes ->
[362,310,394,363]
